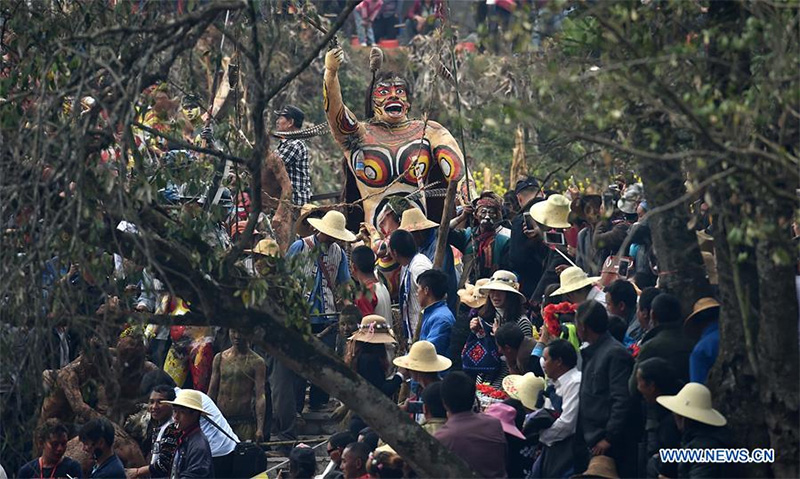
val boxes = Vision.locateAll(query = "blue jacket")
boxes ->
[420,300,455,357]
[690,321,719,384]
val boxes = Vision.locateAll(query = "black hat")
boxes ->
[514,176,540,194]
[274,105,304,128]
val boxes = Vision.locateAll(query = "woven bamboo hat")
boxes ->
[656,382,727,427]
[348,315,396,344]
[479,270,525,298]
[307,210,357,242]
[502,372,547,410]
[529,194,571,229]
[458,278,491,309]
[550,266,601,296]
[399,207,438,232]
[684,297,720,324]
[393,340,452,372]
[572,456,620,479]
[244,238,280,257]
[162,389,210,416]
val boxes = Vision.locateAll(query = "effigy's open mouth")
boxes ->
[384,102,405,116]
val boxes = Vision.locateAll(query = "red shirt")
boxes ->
[355,282,380,317]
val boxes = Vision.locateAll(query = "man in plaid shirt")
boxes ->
[274,105,312,205]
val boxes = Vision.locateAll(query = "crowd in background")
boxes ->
[2,22,735,476]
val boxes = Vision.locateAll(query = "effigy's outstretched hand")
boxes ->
[325,46,344,72]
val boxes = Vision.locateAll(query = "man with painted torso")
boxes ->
[207,329,267,442]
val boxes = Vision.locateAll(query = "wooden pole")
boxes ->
[416,179,459,344]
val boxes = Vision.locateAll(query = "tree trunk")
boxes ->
[753,194,800,478]
[707,198,771,478]
[247,311,477,478]
[103,224,477,478]
[637,126,712,313]
[703,3,800,475]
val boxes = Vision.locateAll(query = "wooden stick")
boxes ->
[417,179,459,345]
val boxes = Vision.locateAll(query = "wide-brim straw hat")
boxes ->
[399,207,438,232]
[479,270,525,298]
[307,210,357,242]
[684,297,721,324]
[374,443,396,455]
[529,194,571,229]
[295,203,335,238]
[393,340,452,372]
[550,266,601,296]
[457,278,491,309]
[348,314,396,344]
[656,382,727,427]
[572,455,620,479]
[244,238,280,257]
[162,389,211,416]
[502,372,547,410]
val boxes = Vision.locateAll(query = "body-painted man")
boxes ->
[207,329,267,443]
[323,46,467,232]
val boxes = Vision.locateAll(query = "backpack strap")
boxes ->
[202,415,240,445]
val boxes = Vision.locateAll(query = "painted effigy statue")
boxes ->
[323,46,467,231]
[155,296,214,392]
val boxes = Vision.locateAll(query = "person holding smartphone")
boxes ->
[528,194,578,306]
[508,177,552,300]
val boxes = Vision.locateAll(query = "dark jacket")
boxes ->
[576,225,598,275]
[171,426,214,478]
[90,455,125,479]
[18,457,83,479]
[579,332,635,449]
[677,422,730,478]
[593,218,630,265]
[508,203,551,298]
[531,247,573,305]
[629,323,696,395]
[356,352,402,397]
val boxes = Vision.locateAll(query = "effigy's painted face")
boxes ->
[372,79,410,124]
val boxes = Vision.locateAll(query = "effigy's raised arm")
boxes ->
[323,46,365,149]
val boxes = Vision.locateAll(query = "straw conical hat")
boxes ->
[684,297,720,324]
[656,382,727,427]
[458,278,490,309]
[529,194,571,229]
[399,207,439,232]
[393,340,452,372]
[244,238,280,256]
[163,389,210,415]
[348,314,396,344]
[572,455,620,479]
[307,210,357,242]
[479,270,525,297]
[502,372,547,410]
[550,266,600,296]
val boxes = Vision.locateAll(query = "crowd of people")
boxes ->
[261,170,724,479]
[11,106,729,478]
[323,0,567,50]
[3,8,729,476]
